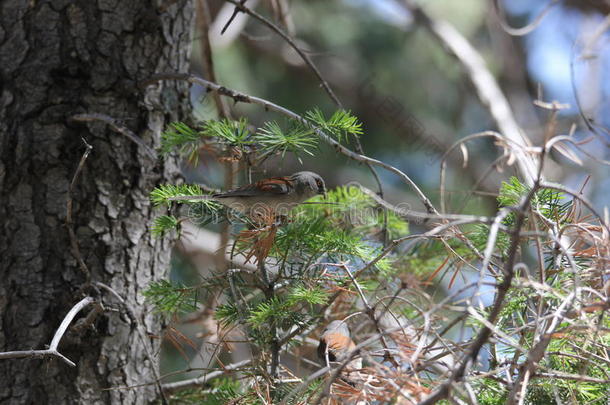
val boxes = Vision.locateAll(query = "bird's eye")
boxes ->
[316,179,322,187]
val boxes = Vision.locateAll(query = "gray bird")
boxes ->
[212,171,326,218]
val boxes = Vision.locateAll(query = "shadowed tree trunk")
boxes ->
[0,0,193,403]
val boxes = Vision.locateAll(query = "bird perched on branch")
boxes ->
[317,320,361,370]
[212,171,326,220]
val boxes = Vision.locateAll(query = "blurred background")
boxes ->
[162,0,610,379]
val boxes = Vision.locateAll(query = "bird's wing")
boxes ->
[326,333,354,353]
[213,177,293,198]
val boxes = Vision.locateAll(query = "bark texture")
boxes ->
[0,0,193,403]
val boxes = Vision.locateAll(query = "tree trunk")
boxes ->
[0,1,193,403]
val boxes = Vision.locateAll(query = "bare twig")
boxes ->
[209,0,261,48]
[492,0,560,36]
[507,289,579,405]
[66,137,93,285]
[161,359,252,393]
[582,12,610,59]
[223,0,342,107]
[342,263,399,367]
[0,297,95,367]
[402,0,539,186]
[419,187,539,404]
[197,0,231,118]
[356,184,494,227]
[569,46,610,146]
[439,130,533,213]
[198,1,235,350]
[221,0,248,35]
[71,113,157,159]
[270,0,295,35]
[532,371,610,384]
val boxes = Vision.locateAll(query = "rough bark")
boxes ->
[0,0,193,403]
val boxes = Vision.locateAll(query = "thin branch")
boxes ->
[221,0,247,35]
[402,0,539,186]
[352,216,495,281]
[439,130,532,214]
[222,0,342,107]
[569,45,610,146]
[507,289,580,405]
[243,33,499,195]
[357,184,494,227]
[161,359,252,393]
[70,113,157,159]
[533,371,610,384]
[492,0,560,36]
[270,0,295,35]
[540,181,610,236]
[198,0,231,118]
[582,12,610,59]
[342,263,399,367]
[0,297,95,367]
[198,0,235,335]
[419,186,540,404]
[209,0,261,48]
[66,137,93,285]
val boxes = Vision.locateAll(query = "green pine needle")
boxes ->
[215,303,241,327]
[287,285,329,306]
[143,280,197,315]
[202,118,251,146]
[255,121,317,161]
[305,108,363,141]
[497,176,528,207]
[498,177,571,226]
[160,122,200,156]
[150,184,206,206]
[151,215,180,237]
[248,297,285,326]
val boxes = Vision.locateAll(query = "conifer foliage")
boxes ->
[146,106,610,404]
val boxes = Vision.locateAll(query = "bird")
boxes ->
[211,171,326,220]
[317,320,361,369]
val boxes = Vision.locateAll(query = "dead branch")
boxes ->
[0,297,95,367]
[401,0,539,186]
[66,137,93,285]
[222,0,342,107]
[161,358,252,393]
[70,113,157,159]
